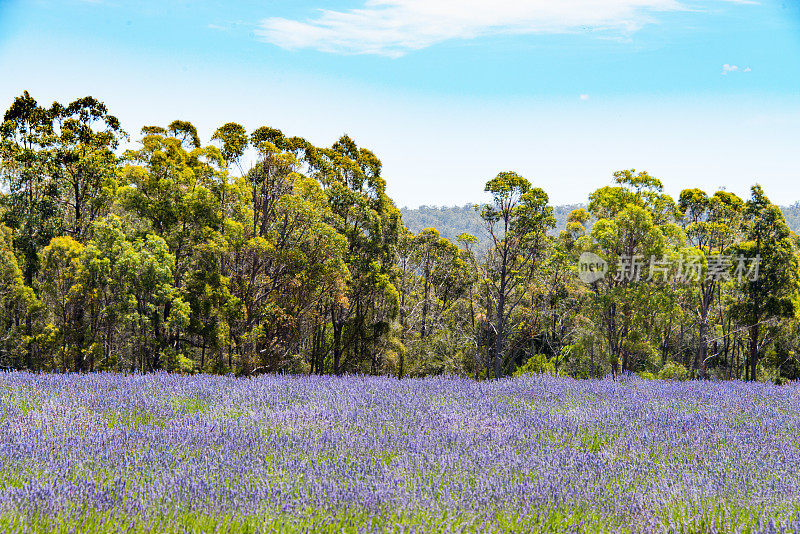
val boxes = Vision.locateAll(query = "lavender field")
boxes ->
[2,373,800,533]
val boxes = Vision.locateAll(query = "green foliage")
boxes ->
[480,171,555,378]
[728,185,800,380]
[657,362,689,381]
[514,354,555,376]
[1,92,800,381]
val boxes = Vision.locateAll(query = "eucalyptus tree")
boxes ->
[126,233,189,372]
[119,123,229,368]
[212,122,249,173]
[77,215,138,371]
[49,96,125,241]
[581,170,683,374]
[40,236,84,371]
[535,211,589,373]
[120,123,227,279]
[305,135,401,375]
[250,173,349,373]
[0,224,39,370]
[412,228,468,339]
[677,189,744,375]
[0,92,61,369]
[395,227,472,376]
[217,126,350,374]
[0,91,61,286]
[395,227,415,378]
[480,171,555,378]
[166,120,201,150]
[729,185,800,380]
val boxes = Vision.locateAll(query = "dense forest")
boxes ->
[1,92,799,381]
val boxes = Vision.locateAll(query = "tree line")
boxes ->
[1,92,798,381]
[401,203,800,253]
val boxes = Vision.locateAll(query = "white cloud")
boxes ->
[255,0,745,57]
[580,94,590,101]
[722,64,752,74]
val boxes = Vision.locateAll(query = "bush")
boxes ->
[657,361,689,381]
[638,371,655,380]
[514,353,555,376]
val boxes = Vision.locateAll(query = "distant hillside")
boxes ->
[401,203,800,250]
[782,203,800,234]
[400,204,585,251]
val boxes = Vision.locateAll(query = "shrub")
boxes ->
[657,361,689,381]
[514,353,555,376]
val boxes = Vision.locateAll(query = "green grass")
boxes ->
[0,507,635,534]
[1,393,42,420]
[101,409,166,429]
[169,395,211,415]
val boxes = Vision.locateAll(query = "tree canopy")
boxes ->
[2,92,799,381]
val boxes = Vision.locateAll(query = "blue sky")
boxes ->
[1,0,799,207]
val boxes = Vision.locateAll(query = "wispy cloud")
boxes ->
[580,94,590,101]
[255,0,746,57]
[722,63,752,74]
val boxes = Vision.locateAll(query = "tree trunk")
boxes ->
[748,322,759,381]
[697,319,707,378]
[493,253,508,379]
[493,302,505,379]
[420,272,430,339]
[332,307,343,376]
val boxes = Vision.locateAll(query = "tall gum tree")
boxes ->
[50,96,125,241]
[305,135,401,375]
[678,189,744,376]
[729,185,800,381]
[581,170,684,374]
[480,171,554,378]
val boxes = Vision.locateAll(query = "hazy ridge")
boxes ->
[401,203,800,250]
